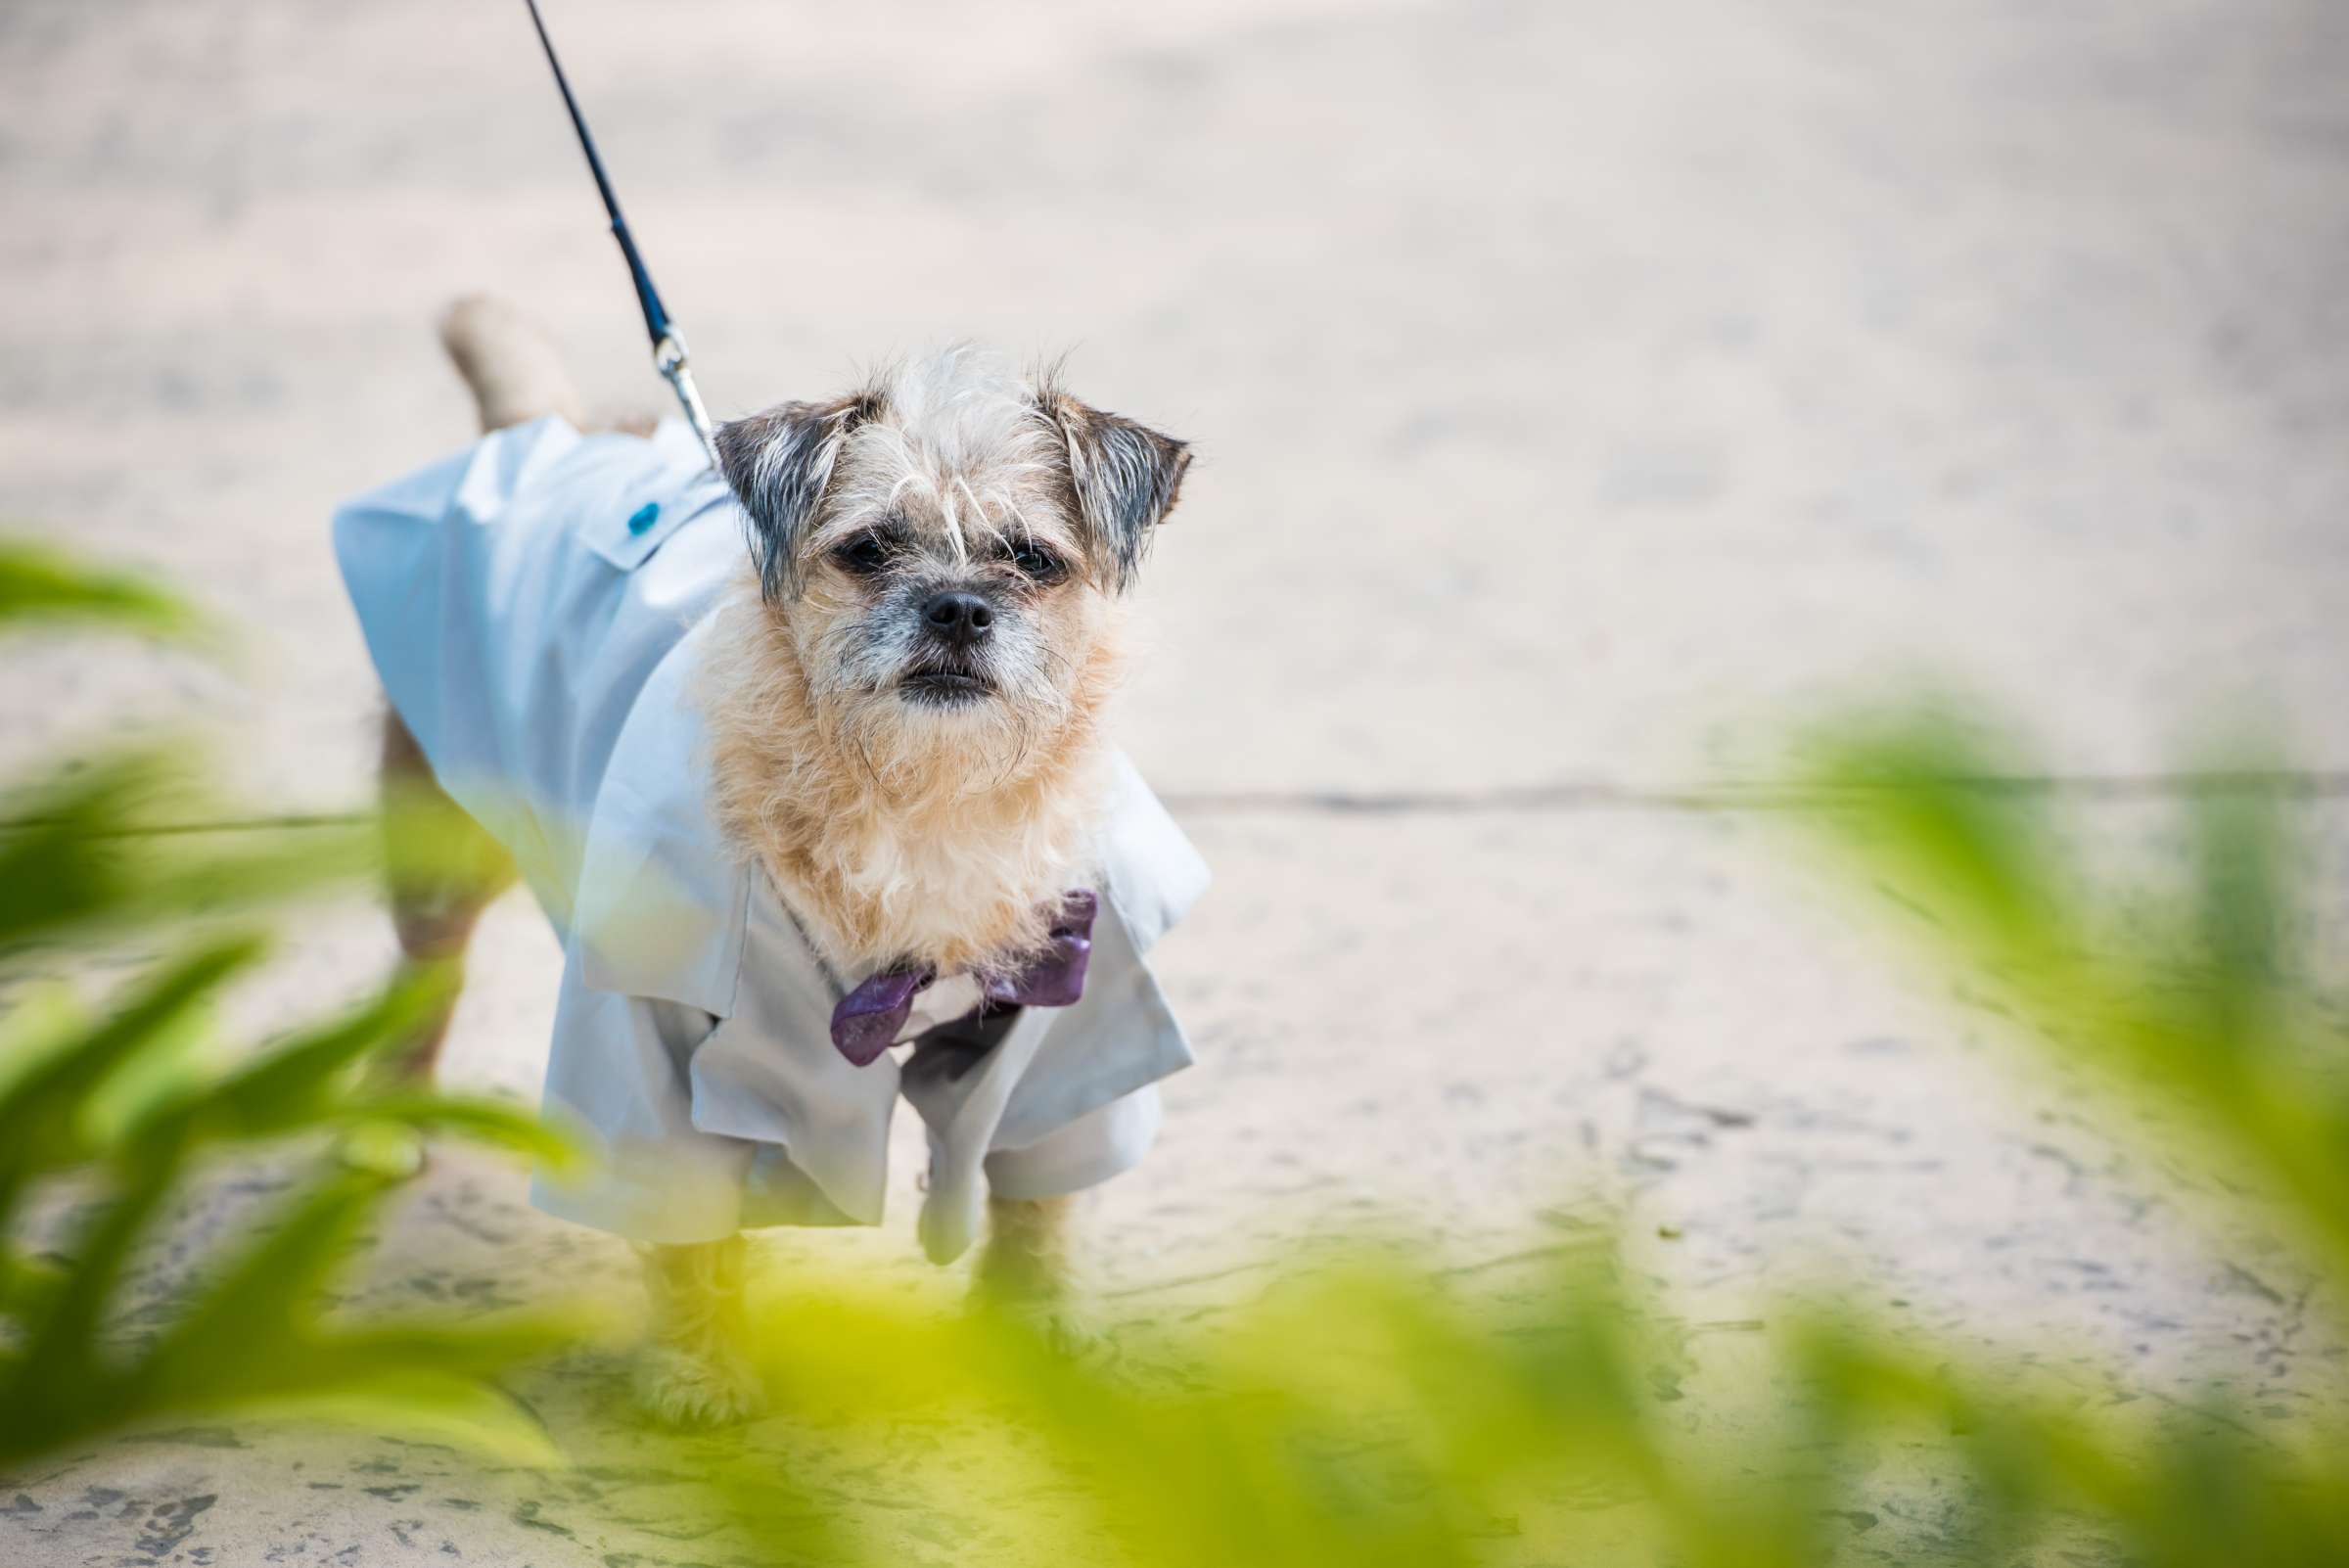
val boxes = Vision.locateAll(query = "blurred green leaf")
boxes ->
[133,1171,397,1392]
[0,541,581,1481]
[2,1139,188,1447]
[0,937,266,1217]
[212,1370,566,1468]
[328,1092,579,1172]
[1799,710,2349,1284]
[0,1167,586,1472]
[1798,710,2062,956]
[0,752,378,964]
[0,537,201,640]
[190,962,460,1138]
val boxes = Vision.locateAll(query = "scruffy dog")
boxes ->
[347,299,1200,1423]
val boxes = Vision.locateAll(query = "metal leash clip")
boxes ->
[654,331,718,467]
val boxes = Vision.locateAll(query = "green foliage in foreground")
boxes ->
[1803,715,2349,1286]
[664,1225,2346,1567]
[3,539,2343,1566]
[0,539,204,644]
[0,543,582,1472]
[660,716,2349,1568]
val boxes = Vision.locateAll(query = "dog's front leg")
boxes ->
[974,1193,1073,1298]
[972,1195,1095,1352]
[633,1237,765,1426]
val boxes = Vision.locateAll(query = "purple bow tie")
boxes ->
[828,890,1098,1067]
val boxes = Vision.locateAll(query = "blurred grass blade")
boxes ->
[74,987,220,1155]
[103,1175,579,1466]
[220,1371,565,1468]
[0,538,202,640]
[154,962,459,1144]
[331,1093,579,1171]
[1800,707,2349,1282]
[130,1171,392,1401]
[1,1145,187,1454]
[0,539,580,1478]
[0,753,189,957]
[2188,777,2284,1044]
[0,1244,64,1318]
[0,937,265,1216]
[0,753,375,962]
[1800,714,2061,958]
[0,981,87,1126]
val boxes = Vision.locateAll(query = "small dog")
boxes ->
[358,299,1195,1422]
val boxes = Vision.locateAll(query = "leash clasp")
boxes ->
[654,331,720,471]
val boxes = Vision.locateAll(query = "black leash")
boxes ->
[522,0,720,465]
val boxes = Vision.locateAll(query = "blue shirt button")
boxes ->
[626,502,661,535]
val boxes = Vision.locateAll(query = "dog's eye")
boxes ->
[1008,542,1066,582]
[833,534,891,576]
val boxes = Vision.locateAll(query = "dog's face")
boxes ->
[714,349,1188,785]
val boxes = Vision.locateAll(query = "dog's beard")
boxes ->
[800,603,1077,798]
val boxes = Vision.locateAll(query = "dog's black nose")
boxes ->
[920,590,994,646]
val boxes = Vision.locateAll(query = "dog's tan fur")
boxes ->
[699,346,1159,981]
[383,298,1185,1426]
[697,538,1124,982]
[703,608,1120,973]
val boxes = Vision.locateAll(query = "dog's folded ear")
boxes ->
[1034,385,1191,592]
[715,392,878,601]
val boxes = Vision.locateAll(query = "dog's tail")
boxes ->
[438,295,586,435]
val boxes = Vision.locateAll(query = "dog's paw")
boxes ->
[972,1276,1114,1365]
[1024,1298,1111,1363]
[632,1342,766,1428]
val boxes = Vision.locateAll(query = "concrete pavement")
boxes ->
[3,1,2346,1562]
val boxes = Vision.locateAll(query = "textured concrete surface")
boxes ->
[4,0,2348,1563]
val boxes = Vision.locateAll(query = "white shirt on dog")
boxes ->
[332,414,1208,1262]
